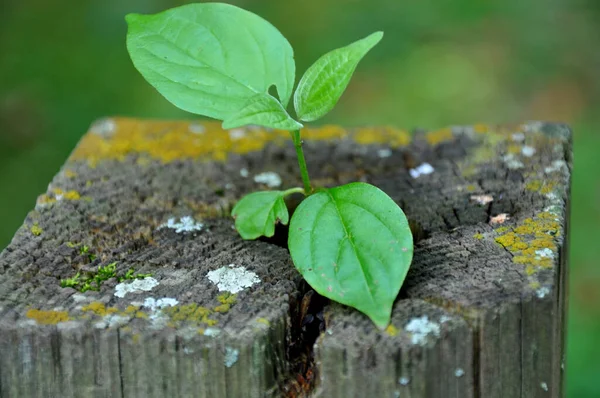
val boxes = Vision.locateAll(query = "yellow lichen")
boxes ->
[473,233,484,240]
[81,302,119,317]
[26,309,70,325]
[353,126,411,147]
[525,180,556,195]
[466,184,477,192]
[473,124,489,134]
[494,212,560,274]
[507,144,521,154]
[64,170,77,178]
[214,292,237,313]
[385,324,399,336]
[70,119,413,166]
[425,128,453,146]
[31,224,43,236]
[256,317,270,326]
[217,293,237,305]
[163,304,218,327]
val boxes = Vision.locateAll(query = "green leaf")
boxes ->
[288,182,413,329]
[232,191,290,240]
[223,93,303,131]
[293,32,383,122]
[126,3,295,120]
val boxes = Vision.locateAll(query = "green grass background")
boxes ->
[1,1,599,395]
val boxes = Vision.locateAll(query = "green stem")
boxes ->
[282,187,305,197]
[290,130,312,194]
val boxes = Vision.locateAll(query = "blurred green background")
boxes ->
[1,0,598,395]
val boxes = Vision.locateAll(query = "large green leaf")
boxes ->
[288,182,413,329]
[126,3,295,120]
[293,32,383,122]
[232,191,289,240]
[223,93,303,131]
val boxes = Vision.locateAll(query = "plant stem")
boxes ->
[282,187,305,197]
[290,130,312,194]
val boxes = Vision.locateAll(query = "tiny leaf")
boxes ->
[288,182,413,329]
[294,31,383,122]
[232,191,289,240]
[126,3,295,120]
[223,93,303,131]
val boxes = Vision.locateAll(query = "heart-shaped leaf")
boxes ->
[232,191,290,240]
[288,182,413,329]
[223,93,303,131]
[293,32,383,122]
[126,3,295,120]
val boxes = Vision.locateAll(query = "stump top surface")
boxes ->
[0,119,570,329]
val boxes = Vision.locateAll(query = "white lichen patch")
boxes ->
[521,146,536,157]
[470,194,494,205]
[377,148,392,158]
[203,327,221,337]
[228,128,246,140]
[521,121,544,133]
[207,264,260,294]
[439,315,452,323]
[224,347,239,368]
[536,248,555,259]
[455,368,465,377]
[502,154,524,170]
[159,216,204,233]
[405,316,441,345]
[90,118,116,137]
[71,293,90,303]
[489,213,510,225]
[409,163,434,179]
[94,314,130,329]
[254,172,282,187]
[143,297,179,312]
[511,132,525,142]
[545,160,567,174]
[536,286,551,299]
[541,382,548,391]
[240,168,249,178]
[188,123,205,134]
[114,277,159,298]
[398,377,410,386]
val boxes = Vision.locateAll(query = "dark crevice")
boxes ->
[281,283,328,397]
[473,319,481,398]
[117,328,125,398]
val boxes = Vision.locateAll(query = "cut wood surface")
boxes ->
[0,119,571,398]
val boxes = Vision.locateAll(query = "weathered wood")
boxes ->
[0,119,570,397]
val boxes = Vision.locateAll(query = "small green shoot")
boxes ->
[126,3,413,329]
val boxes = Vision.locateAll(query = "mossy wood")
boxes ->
[0,119,570,398]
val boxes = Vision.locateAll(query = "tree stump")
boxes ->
[0,119,571,398]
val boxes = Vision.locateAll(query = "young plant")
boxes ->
[126,2,413,329]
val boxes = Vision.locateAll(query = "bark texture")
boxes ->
[0,119,571,398]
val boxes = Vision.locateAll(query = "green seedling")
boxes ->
[126,2,413,329]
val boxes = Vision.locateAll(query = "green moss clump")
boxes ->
[59,262,152,292]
